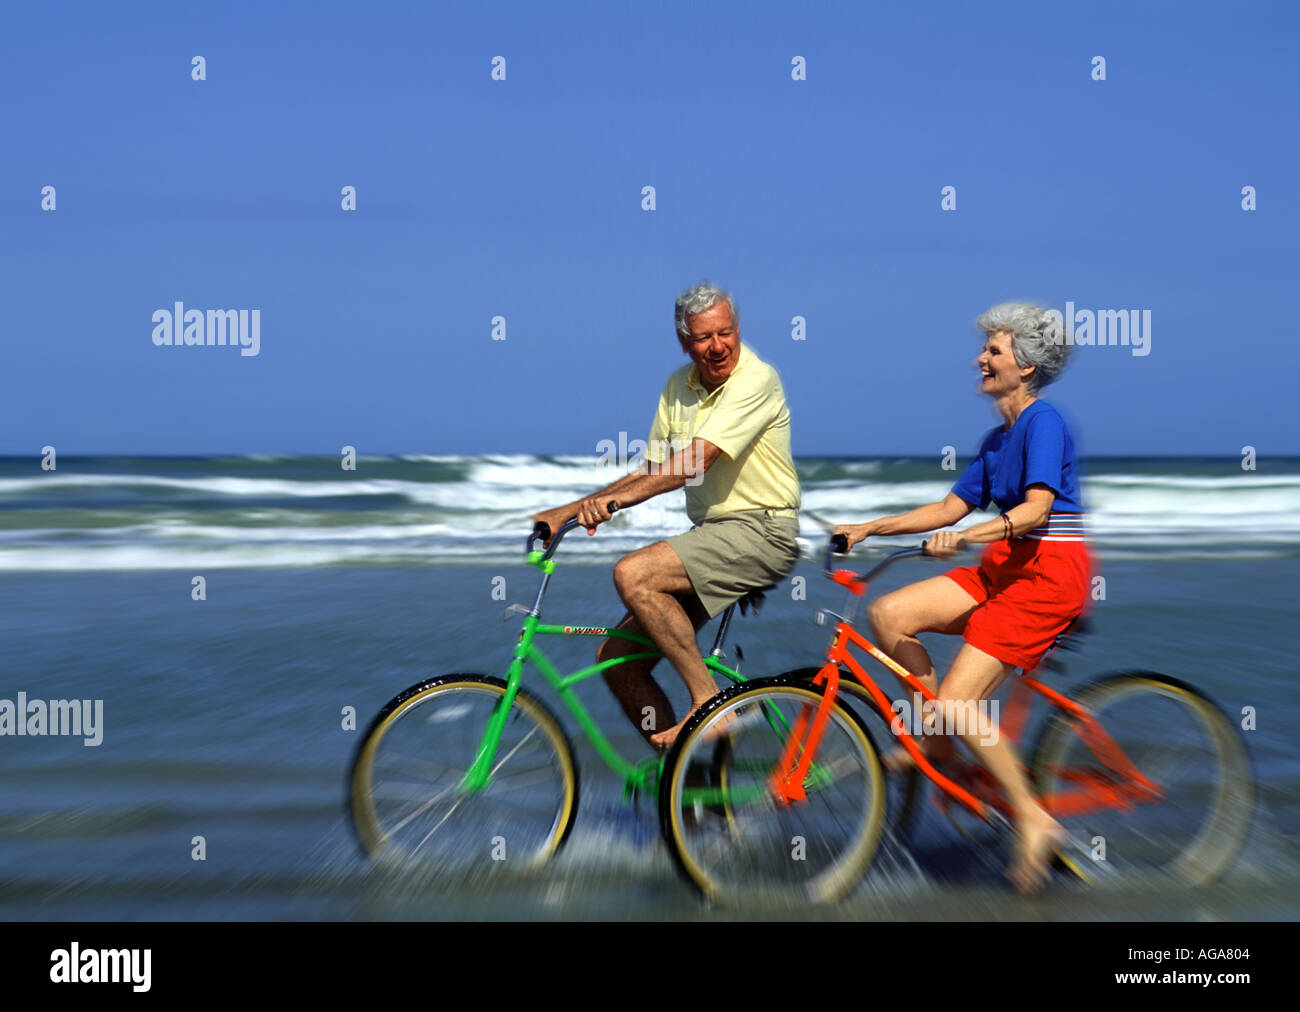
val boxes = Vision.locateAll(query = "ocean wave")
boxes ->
[0,531,1295,571]
[1088,474,1300,489]
[1,456,1296,570]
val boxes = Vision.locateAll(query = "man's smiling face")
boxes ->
[680,300,740,392]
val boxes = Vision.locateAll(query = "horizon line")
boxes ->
[4,451,1296,462]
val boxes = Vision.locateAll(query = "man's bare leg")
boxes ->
[869,575,979,771]
[597,595,709,749]
[936,644,1066,895]
[609,541,719,749]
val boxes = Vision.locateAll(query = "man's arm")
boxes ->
[533,438,721,543]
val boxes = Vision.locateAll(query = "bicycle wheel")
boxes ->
[660,675,886,905]
[1030,672,1252,886]
[349,674,579,874]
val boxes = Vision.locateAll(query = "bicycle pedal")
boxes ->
[1052,851,1086,881]
[1054,837,1094,883]
[946,810,981,844]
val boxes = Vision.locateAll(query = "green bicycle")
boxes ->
[348,507,777,874]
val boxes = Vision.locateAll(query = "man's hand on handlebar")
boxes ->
[532,500,621,548]
[922,529,968,559]
[574,496,617,535]
[831,523,871,551]
[531,507,573,548]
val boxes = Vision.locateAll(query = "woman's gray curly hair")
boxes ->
[976,302,1070,393]
[675,283,739,340]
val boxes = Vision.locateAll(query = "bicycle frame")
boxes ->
[770,547,1160,826]
[462,616,744,794]
[462,519,749,797]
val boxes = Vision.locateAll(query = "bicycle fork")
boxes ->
[768,665,844,803]
[462,621,536,792]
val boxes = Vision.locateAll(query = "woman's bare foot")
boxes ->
[1006,806,1067,895]
[881,745,918,775]
[881,738,956,775]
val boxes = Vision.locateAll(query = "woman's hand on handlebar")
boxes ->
[832,523,871,552]
[922,529,968,559]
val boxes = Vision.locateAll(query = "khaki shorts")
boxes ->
[664,509,801,618]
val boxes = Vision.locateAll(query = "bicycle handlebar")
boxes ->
[527,501,620,560]
[824,535,938,584]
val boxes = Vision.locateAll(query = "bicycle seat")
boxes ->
[1035,616,1094,674]
[737,581,781,617]
[1054,615,1094,652]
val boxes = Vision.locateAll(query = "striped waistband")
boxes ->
[1021,512,1087,541]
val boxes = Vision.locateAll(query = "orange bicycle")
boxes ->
[659,536,1253,905]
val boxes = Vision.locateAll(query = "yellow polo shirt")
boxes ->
[646,343,801,525]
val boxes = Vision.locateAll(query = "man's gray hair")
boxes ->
[975,301,1071,393]
[675,283,739,339]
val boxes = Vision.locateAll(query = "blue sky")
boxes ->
[3,0,1296,457]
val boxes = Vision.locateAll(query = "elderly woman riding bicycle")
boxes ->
[834,302,1093,894]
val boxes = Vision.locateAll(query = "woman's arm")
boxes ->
[924,484,1055,557]
[834,492,976,549]
[958,484,1054,544]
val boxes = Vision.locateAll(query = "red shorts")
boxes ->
[944,537,1093,670]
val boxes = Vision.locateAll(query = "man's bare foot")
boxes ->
[1006,806,1067,895]
[649,717,689,750]
[650,700,737,750]
[649,698,709,749]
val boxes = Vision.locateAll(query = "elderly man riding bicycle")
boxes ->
[533,283,801,748]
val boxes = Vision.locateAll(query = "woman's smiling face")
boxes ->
[976,329,1032,397]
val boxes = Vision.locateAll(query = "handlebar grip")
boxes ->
[830,534,849,555]
[530,501,622,554]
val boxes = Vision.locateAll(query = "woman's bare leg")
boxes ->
[936,643,1066,894]
[869,575,978,768]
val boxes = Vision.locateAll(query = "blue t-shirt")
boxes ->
[951,401,1085,513]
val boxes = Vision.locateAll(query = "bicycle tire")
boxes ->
[349,674,579,874]
[1030,671,1252,886]
[659,675,886,905]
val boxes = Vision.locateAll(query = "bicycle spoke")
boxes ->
[1031,675,1251,886]
[666,681,884,904]
[351,680,576,873]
